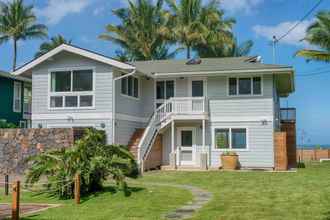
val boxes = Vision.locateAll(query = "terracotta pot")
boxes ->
[221,155,239,170]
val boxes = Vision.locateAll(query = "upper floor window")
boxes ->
[49,69,94,109]
[121,76,139,98]
[191,80,204,97]
[156,80,174,100]
[229,76,262,96]
[13,81,22,112]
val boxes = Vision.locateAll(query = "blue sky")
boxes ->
[1,0,330,145]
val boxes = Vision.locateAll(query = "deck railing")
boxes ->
[280,108,296,122]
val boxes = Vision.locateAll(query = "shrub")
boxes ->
[25,128,138,198]
[221,151,237,156]
[0,119,17,128]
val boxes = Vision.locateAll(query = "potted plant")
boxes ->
[221,151,239,170]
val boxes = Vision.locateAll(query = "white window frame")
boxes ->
[227,76,263,97]
[19,120,27,128]
[23,84,32,115]
[120,75,140,100]
[13,81,22,113]
[212,126,249,151]
[48,67,96,110]
[154,79,176,109]
[188,77,207,97]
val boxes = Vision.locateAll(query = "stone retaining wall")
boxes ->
[0,128,74,174]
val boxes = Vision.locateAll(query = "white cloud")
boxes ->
[35,0,92,25]
[220,0,263,14]
[253,20,313,46]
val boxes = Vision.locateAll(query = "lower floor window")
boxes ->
[214,128,247,149]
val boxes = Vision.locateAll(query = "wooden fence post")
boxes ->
[74,174,80,205]
[12,181,20,220]
[5,174,9,196]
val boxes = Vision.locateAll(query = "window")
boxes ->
[23,85,32,115]
[49,69,94,109]
[192,80,204,97]
[214,128,247,150]
[228,76,262,96]
[121,76,139,98]
[13,81,22,112]
[156,80,174,100]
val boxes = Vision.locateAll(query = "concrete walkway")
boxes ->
[137,182,213,220]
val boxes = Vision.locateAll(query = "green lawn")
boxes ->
[1,162,330,220]
[140,162,330,220]
[0,184,192,220]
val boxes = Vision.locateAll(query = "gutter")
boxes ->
[112,68,136,144]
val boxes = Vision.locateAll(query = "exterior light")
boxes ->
[100,123,106,129]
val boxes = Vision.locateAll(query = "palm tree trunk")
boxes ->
[13,39,17,71]
[187,45,191,59]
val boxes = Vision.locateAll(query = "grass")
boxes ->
[1,162,330,220]
[0,184,192,220]
[139,162,330,220]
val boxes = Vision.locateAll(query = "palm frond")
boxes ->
[295,49,330,62]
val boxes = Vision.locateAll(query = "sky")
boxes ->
[0,0,330,145]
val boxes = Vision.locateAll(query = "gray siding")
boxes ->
[115,119,144,145]
[209,121,274,168]
[32,51,113,115]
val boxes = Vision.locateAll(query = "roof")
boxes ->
[133,56,293,76]
[0,70,31,83]
[12,44,135,77]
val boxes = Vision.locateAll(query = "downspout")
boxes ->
[112,68,136,144]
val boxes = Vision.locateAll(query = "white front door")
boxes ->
[177,127,195,166]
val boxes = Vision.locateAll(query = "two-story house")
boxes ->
[0,71,32,127]
[12,44,295,170]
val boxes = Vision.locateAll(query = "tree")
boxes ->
[99,0,178,61]
[35,35,71,58]
[165,0,234,59]
[296,11,330,62]
[25,129,138,198]
[0,0,47,71]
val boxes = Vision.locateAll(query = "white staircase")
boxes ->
[138,97,208,165]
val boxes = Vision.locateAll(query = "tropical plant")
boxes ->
[0,119,17,128]
[0,0,48,70]
[99,0,178,61]
[165,0,234,59]
[35,35,71,58]
[25,129,138,198]
[296,11,330,62]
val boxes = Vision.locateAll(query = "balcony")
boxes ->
[280,108,296,123]
[156,97,209,126]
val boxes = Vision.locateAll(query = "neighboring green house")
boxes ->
[0,71,32,128]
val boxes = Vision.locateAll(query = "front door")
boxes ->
[177,127,195,165]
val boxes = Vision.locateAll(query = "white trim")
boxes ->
[211,126,249,152]
[227,75,263,97]
[120,75,140,100]
[153,68,294,77]
[31,112,148,123]
[188,77,207,97]
[48,67,96,110]
[12,44,134,76]
[177,127,196,166]
[19,120,27,128]
[46,124,97,128]
[154,78,176,110]
[13,81,22,113]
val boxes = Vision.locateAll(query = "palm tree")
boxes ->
[0,0,47,70]
[99,0,178,61]
[296,11,330,62]
[198,38,253,58]
[35,35,71,58]
[165,0,234,59]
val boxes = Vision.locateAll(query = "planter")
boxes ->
[221,154,239,170]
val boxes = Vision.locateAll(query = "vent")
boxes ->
[245,56,262,63]
[186,58,202,65]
